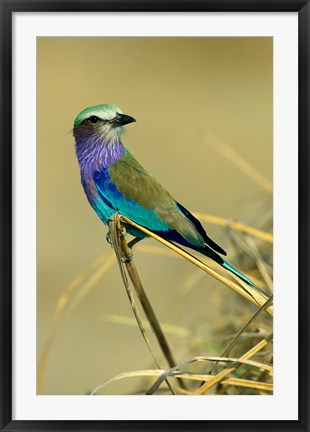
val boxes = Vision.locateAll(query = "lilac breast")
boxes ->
[74,132,125,206]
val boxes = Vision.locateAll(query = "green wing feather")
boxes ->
[109,149,205,247]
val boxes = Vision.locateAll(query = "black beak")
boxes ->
[112,113,136,127]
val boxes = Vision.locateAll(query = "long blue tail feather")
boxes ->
[222,260,254,286]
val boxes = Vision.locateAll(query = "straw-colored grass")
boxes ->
[37,215,272,394]
[203,131,273,193]
[38,136,273,395]
[37,211,273,395]
[90,334,273,396]
[120,215,272,314]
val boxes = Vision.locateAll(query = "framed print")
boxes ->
[1,1,309,431]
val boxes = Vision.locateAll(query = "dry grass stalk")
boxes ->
[225,295,273,357]
[209,294,273,380]
[109,215,187,393]
[120,215,273,316]
[91,366,273,395]
[146,348,272,395]
[194,333,273,394]
[194,212,273,244]
[101,314,193,338]
[37,250,115,393]
[203,131,273,193]
[39,200,272,394]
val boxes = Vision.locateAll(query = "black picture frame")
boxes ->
[1,1,309,431]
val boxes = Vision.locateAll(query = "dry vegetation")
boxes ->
[38,135,273,396]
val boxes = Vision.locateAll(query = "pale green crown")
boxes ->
[74,103,122,126]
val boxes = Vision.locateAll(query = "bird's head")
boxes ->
[73,103,136,143]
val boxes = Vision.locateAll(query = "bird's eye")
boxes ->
[89,116,99,124]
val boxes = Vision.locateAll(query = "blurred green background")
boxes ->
[37,37,272,394]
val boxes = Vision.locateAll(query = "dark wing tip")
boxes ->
[204,237,227,255]
[176,202,227,255]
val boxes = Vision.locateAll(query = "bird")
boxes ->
[73,103,254,287]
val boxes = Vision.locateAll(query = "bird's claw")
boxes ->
[118,226,127,237]
[121,253,133,263]
[106,232,112,246]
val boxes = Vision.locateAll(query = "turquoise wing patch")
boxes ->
[93,169,170,231]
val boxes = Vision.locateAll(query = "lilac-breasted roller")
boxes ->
[73,103,254,286]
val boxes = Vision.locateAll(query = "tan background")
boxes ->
[37,37,272,394]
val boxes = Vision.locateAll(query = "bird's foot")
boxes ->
[106,232,112,247]
[121,253,133,263]
[127,237,143,249]
[119,227,127,237]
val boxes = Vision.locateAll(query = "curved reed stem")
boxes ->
[120,215,273,316]
[193,212,273,244]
